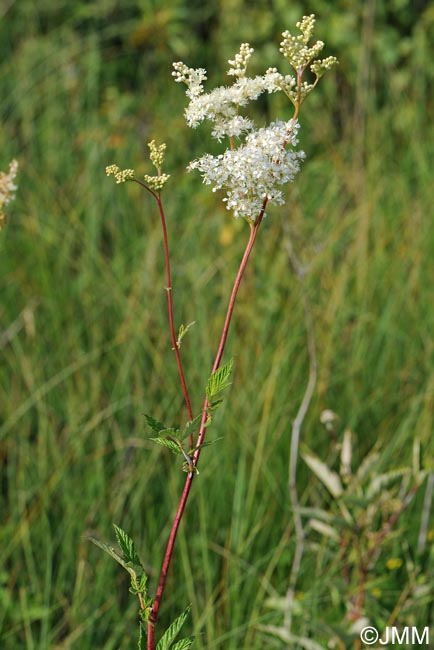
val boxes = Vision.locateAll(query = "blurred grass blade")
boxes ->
[302,450,343,497]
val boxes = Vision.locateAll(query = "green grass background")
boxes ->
[1,1,433,648]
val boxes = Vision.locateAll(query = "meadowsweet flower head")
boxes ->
[174,15,337,222]
[0,159,19,230]
[188,120,305,222]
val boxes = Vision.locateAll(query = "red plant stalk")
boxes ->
[147,199,268,649]
[155,195,194,423]
[133,180,194,425]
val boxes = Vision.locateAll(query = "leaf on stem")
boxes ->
[150,436,184,455]
[188,438,224,456]
[206,358,234,400]
[113,524,142,567]
[144,414,168,434]
[88,536,130,570]
[156,605,192,650]
[175,321,196,349]
[138,622,147,650]
[180,413,203,441]
[171,639,195,650]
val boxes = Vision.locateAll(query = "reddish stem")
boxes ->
[147,200,267,648]
[133,180,194,424]
[155,195,194,423]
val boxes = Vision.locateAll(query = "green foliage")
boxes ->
[90,526,153,632]
[138,623,147,650]
[144,414,169,434]
[88,536,134,573]
[176,322,196,349]
[150,436,184,455]
[179,413,203,441]
[170,639,194,650]
[113,524,142,568]
[206,358,234,400]
[156,606,192,650]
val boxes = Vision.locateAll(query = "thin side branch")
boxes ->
[134,180,194,425]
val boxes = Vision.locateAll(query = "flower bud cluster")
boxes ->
[143,173,170,192]
[107,140,170,193]
[279,14,338,93]
[227,43,254,78]
[148,140,167,171]
[106,164,135,183]
[0,159,19,229]
[145,140,171,192]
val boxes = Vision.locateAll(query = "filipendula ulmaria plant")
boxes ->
[91,15,337,649]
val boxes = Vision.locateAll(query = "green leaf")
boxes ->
[138,572,148,592]
[129,570,149,595]
[150,436,183,455]
[138,622,147,650]
[188,438,223,454]
[159,427,180,438]
[156,605,191,650]
[88,536,130,571]
[176,321,196,349]
[171,638,194,650]
[206,398,223,412]
[113,524,142,566]
[180,413,203,441]
[206,358,234,399]
[144,414,167,433]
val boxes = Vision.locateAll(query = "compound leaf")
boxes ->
[206,358,233,400]
[156,605,191,650]
[113,524,142,567]
[150,437,183,455]
[144,414,167,433]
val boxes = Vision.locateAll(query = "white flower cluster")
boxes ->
[173,71,284,138]
[188,120,305,221]
[0,159,19,230]
[173,16,337,222]
[173,51,303,220]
